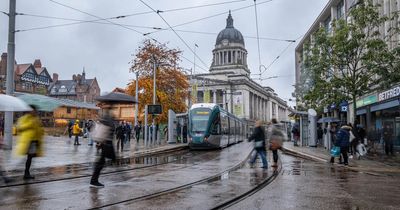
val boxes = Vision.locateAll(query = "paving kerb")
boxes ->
[282,142,400,174]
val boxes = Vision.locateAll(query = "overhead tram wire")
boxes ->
[47,0,209,74]
[253,0,262,81]
[15,0,246,33]
[15,15,295,42]
[139,0,210,71]
[143,0,274,36]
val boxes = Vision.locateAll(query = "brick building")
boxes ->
[48,69,100,103]
[0,53,52,94]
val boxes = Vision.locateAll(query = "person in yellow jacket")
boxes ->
[16,105,44,180]
[72,120,83,145]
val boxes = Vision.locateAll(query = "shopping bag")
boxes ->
[356,143,367,156]
[92,122,111,143]
[254,141,264,148]
[330,146,341,157]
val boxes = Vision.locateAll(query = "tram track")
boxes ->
[0,148,216,189]
[87,148,254,210]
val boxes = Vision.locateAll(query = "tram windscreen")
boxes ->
[190,108,211,132]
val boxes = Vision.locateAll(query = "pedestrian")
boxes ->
[87,120,94,146]
[267,118,286,167]
[330,124,351,165]
[382,124,394,156]
[317,126,323,146]
[134,122,142,143]
[348,123,359,158]
[90,110,116,188]
[248,120,268,169]
[0,134,11,183]
[291,124,300,146]
[72,120,82,145]
[0,116,4,136]
[116,121,125,152]
[182,124,188,143]
[125,122,132,143]
[16,105,44,179]
[67,120,73,138]
[176,123,181,143]
[357,124,366,144]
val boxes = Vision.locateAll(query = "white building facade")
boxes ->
[189,12,290,123]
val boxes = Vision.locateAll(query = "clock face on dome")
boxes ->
[222,39,229,45]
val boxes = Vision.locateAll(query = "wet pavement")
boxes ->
[231,153,400,210]
[0,142,253,209]
[1,135,187,173]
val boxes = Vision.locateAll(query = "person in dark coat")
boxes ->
[115,122,126,152]
[383,124,394,156]
[330,125,351,165]
[90,110,116,188]
[317,126,323,146]
[134,122,142,142]
[248,120,268,169]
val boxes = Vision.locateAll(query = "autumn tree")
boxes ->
[302,0,400,121]
[126,40,189,123]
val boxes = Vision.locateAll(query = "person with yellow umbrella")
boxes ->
[15,105,44,180]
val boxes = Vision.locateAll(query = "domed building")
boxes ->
[189,12,290,123]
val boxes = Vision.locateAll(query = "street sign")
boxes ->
[148,104,162,115]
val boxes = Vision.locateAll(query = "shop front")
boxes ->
[356,85,400,147]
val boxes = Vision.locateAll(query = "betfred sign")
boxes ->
[379,86,400,102]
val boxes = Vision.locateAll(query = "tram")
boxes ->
[188,103,247,149]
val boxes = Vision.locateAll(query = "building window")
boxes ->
[67,107,71,114]
[323,16,331,33]
[337,0,344,19]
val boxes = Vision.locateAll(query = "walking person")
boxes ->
[116,122,125,152]
[134,122,142,143]
[67,120,73,139]
[0,134,11,183]
[90,110,116,188]
[330,124,351,165]
[317,126,323,146]
[86,120,94,146]
[16,105,44,179]
[291,124,300,146]
[248,120,268,169]
[383,124,394,156]
[125,122,132,143]
[267,119,286,167]
[72,120,82,145]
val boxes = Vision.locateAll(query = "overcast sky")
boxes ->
[0,0,329,106]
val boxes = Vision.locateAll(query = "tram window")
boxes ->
[190,108,211,132]
[221,114,229,134]
[210,114,221,135]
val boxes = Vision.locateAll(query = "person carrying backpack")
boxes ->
[267,119,286,167]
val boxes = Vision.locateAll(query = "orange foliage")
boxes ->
[126,40,189,123]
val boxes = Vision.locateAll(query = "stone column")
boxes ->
[213,90,217,104]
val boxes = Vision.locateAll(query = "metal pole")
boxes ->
[4,0,16,150]
[193,45,196,75]
[134,72,139,127]
[152,60,156,145]
[144,105,148,147]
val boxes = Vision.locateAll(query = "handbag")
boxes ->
[254,141,264,148]
[270,135,283,150]
[330,146,341,157]
[92,122,111,143]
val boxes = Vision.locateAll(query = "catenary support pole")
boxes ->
[4,0,16,150]
[134,72,139,127]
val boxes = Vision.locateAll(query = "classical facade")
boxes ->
[48,69,100,103]
[189,12,290,123]
[0,53,52,94]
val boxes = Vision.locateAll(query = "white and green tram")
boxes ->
[188,103,247,149]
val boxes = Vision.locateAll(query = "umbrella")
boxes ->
[17,93,63,112]
[0,94,32,112]
[317,117,340,123]
[95,92,137,104]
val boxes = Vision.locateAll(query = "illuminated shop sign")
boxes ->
[379,86,400,102]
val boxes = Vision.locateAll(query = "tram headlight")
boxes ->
[189,137,192,142]
[204,136,208,142]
